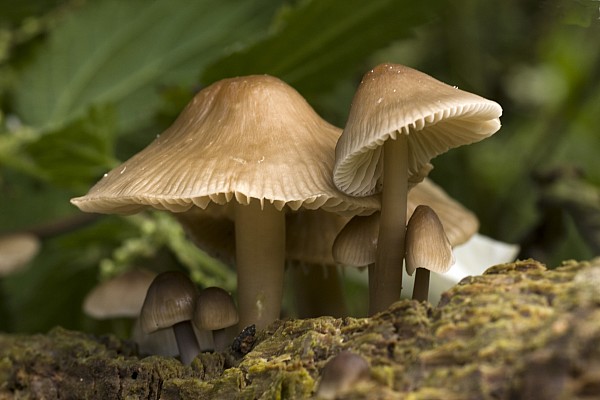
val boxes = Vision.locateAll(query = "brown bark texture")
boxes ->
[1,258,600,399]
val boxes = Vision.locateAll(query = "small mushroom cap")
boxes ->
[334,63,502,196]
[83,269,157,319]
[407,179,478,247]
[333,179,477,266]
[317,351,370,399]
[71,75,378,216]
[0,233,40,276]
[333,212,379,267]
[193,287,239,331]
[140,271,198,334]
[405,205,455,276]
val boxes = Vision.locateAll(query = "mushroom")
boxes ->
[83,268,157,319]
[71,75,378,331]
[193,286,239,352]
[333,178,478,309]
[405,205,455,302]
[139,271,200,365]
[0,233,40,276]
[285,210,349,318]
[333,63,502,314]
[177,208,351,318]
[316,351,370,399]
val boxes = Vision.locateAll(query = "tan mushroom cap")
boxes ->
[334,63,502,196]
[83,269,157,319]
[405,205,455,276]
[333,179,477,266]
[0,233,40,276]
[407,179,478,247]
[317,351,370,399]
[71,75,378,216]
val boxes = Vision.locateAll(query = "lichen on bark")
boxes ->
[1,258,600,399]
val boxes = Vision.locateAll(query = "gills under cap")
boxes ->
[71,75,377,215]
[334,63,502,196]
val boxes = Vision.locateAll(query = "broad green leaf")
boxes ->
[202,0,437,98]
[13,0,280,133]
[0,170,76,233]
[24,105,119,190]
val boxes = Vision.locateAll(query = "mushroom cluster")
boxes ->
[139,271,238,364]
[71,75,377,332]
[72,63,502,338]
[333,63,502,314]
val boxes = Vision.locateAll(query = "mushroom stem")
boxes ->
[172,321,201,365]
[235,200,285,331]
[291,263,347,318]
[371,133,408,315]
[412,268,430,302]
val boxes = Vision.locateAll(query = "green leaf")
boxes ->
[13,0,280,133]
[202,0,437,98]
[23,105,119,190]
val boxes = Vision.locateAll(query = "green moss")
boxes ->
[2,259,600,398]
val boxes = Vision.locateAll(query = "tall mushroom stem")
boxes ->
[235,200,286,331]
[370,132,408,315]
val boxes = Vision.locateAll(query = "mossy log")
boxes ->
[2,259,600,399]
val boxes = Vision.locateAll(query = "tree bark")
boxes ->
[2,259,600,399]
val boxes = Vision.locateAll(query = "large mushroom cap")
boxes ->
[71,75,378,215]
[334,63,502,196]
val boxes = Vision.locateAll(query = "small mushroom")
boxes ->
[139,271,200,365]
[193,286,239,352]
[333,178,477,308]
[334,63,502,314]
[83,269,157,319]
[316,351,370,399]
[0,233,40,276]
[405,205,455,302]
[72,75,378,331]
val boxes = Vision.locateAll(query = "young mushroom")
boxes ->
[333,63,502,314]
[316,351,370,399]
[140,271,201,365]
[193,286,239,352]
[0,233,40,276]
[405,205,455,302]
[71,75,378,331]
[83,268,157,320]
[333,178,477,308]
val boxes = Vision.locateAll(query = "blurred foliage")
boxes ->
[0,0,599,334]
